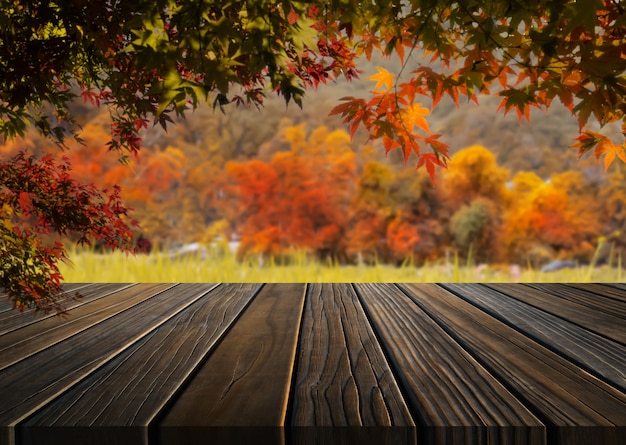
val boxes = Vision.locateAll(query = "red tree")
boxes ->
[0,153,143,312]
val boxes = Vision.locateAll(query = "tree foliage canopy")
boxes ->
[1,0,625,310]
[2,0,625,167]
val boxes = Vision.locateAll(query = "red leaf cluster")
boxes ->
[0,152,142,313]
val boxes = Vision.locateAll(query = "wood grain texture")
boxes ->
[0,283,199,445]
[20,284,261,445]
[401,283,626,445]
[0,284,133,336]
[159,283,306,445]
[291,283,415,445]
[0,284,92,316]
[0,283,160,370]
[566,283,626,303]
[603,283,626,300]
[486,283,626,344]
[354,283,544,445]
[526,284,626,319]
[0,283,623,445]
[442,284,626,392]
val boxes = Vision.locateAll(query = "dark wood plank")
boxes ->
[401,283,626,445]
[0,284,92,315]
[159,283,306,445]
[563,283,626,304]
[526,284,626,319]
[354,283,544,445]
[0,283,118,325]
[20,284,262,445]
[0,283,173,370]
[2,282,624,445]
[291,283,415,445]
[605,283,626,299]
[0,283,210,445]
[486,283,626,344]
[0,283,135,335]
[442,283,626,392]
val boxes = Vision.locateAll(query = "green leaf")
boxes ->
[563,0,603,34]
[156,68,184,116]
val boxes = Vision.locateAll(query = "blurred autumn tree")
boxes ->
[225,125,356,261]
[2,0,626,310]
[443,145,510,206]
[346,160,441,264]
[503,170,601,264]
[598,163,626,247]
[441,146,507,261]
[346,161,397,263]
[450,197,502,263]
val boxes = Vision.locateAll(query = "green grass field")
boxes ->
[59,247,624,283]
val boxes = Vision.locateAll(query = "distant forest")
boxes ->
[1,53,624,267]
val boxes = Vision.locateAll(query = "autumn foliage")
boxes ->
[224,137,616,266]
[6,119,621,273]
[2,0,626,310]
[2,1,625,172]
[0,152,142,312]
[218,125,353,259]
[324,1,626,174]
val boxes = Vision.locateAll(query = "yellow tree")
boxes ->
[504,171,601,263]
[442,145,509,261]
[443,145,509,206]
[345,161,396,263]
[346,159,442,264]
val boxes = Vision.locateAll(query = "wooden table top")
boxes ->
[0,283,624,445]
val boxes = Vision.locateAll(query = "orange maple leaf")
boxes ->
[416,153,443,183]
[402,103,431,133]
[368,67,394,92]
[598,139,626,171]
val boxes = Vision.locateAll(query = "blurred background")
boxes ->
[2,52,624,282]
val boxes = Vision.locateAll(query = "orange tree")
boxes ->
[224,125,356,261]
[503,170,601,263]
[1,0,625,310]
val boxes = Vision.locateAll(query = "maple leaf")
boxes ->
[394,37,415,65]
[330,96,374,138]
[402,103,431,133]
[432,79,444,108]
[596,138,626,171]
[287,8,299,25]
[18,191,33,216]
[397,81,417,104]
[416,153,443,183]
[329,96,358,117]
[557,88,574,112]
[368,67,394,92]
[573,130,602,158]
[424,134,449,159]
[497,89,534,124]
[383,135,401,155]
[357,32,382,60]
[497,66,514,89]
